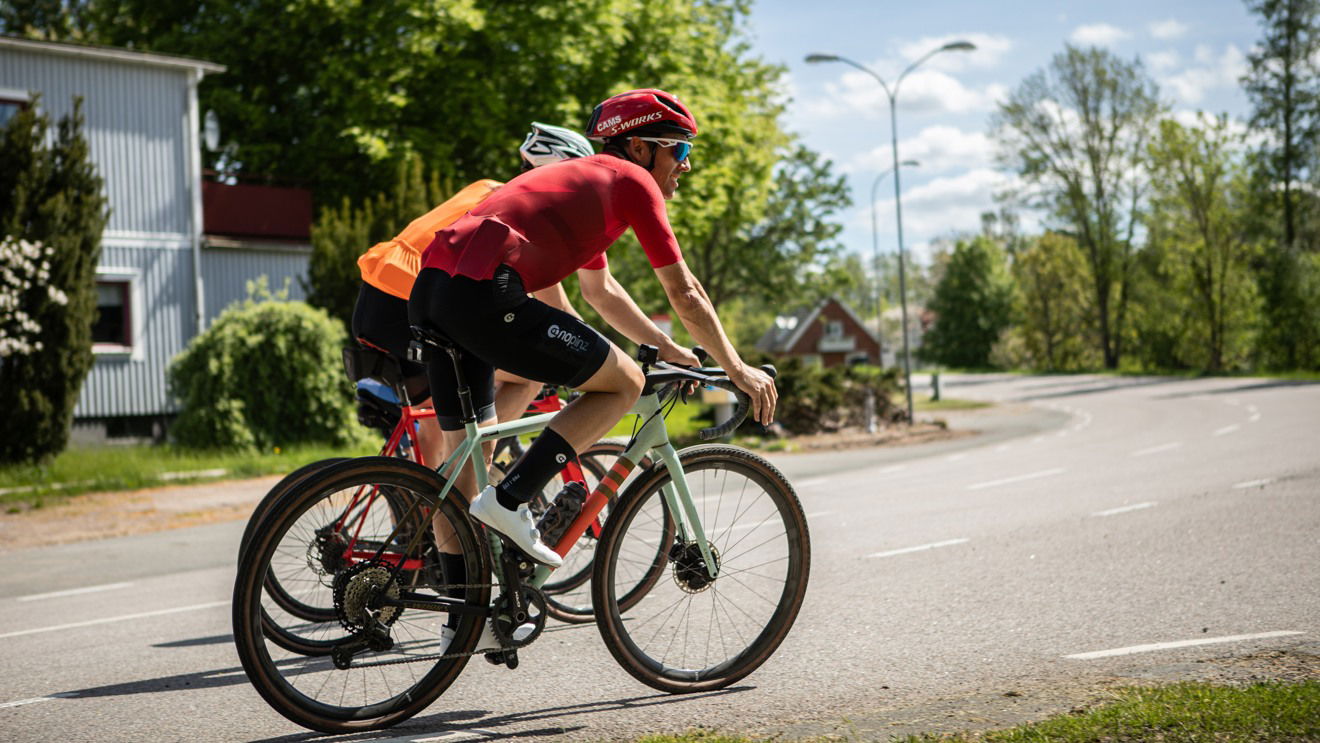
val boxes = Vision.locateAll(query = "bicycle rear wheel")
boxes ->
[592,445,810,693]
[233,457,489,734]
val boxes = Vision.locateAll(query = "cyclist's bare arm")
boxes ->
[577,266,699,366]
[655,260,776,424]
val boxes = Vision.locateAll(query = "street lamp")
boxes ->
[806,40,975,424]
[870,159,919,344]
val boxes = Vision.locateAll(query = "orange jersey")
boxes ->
[357,179,502,299]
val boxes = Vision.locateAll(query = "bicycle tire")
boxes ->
[592,445,810,693]
[237,457,348,566]
[233,457,489,734]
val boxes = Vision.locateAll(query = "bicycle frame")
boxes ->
[432,387,716,590]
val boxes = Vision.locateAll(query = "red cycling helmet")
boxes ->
[586,88,698,141]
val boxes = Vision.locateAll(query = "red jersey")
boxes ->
[419,154,682,292]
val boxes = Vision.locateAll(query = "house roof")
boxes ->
[0,35,226,74]
[756,296,881,354]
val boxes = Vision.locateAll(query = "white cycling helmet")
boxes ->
[519,122,595,168]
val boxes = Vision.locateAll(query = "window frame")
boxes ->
[0,87,32,128]
[92,268,144,360]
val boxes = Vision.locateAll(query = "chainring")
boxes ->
[491,586,548,648]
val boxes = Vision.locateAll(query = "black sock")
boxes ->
[440,552,466,630]
[496,427,576,508]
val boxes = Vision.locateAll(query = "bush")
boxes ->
[167,288,366,450]
[750,354,903,435]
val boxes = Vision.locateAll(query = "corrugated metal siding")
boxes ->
[202,247,310,321]
[75,243,197,417]
[0,47,192,236]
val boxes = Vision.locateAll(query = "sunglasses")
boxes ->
[637,137,692,163]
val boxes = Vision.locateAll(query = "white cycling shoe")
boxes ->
[441,620,534,653]
[469,486,564,568]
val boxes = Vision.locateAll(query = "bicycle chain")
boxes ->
[335,581,514,668]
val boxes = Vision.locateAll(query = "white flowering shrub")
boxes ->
[0,236,69,358]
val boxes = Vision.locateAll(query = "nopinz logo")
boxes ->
[547,324,591,353]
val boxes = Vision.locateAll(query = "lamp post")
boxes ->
[807,41,975,424]
[870,159,919,353]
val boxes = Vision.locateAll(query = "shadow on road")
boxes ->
[153,633,233,648]
[1152,378,1320,399]
[247,686,753,742]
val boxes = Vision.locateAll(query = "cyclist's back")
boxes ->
[422,154,680,294]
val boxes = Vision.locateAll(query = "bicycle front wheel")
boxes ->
[592,445,810,693]
[233,457,489,734]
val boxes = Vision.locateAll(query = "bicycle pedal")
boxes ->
[483,648,518,669]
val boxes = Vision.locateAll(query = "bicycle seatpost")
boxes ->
[442,345,478,426]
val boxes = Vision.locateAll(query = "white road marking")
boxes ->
[967,468,1065,491]
[0,693,78,710]
[17,582,134,602]
[1092,502,1156,517]
[374,729,500,743]
[1031,436,1045,444]
[868,538,969,559]
[1232,478,1275,490]
[0,600,228,640]
[1214,424,1240,436]
[1132,442,1181,457]
[1246,404,1258,413]
[878,464,906,474]
[945,453,966,462]
[1065,631,1304,660]
[795,477,830,489]
[1249,413,1261,423]
[994,444,1010,452]
[725,511,833,533]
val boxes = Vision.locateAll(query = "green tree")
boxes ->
[993,45,1165,369]
[921,236,1015,368]
[306,155,451,331]
[0,99,110,464]
[1010,232,1096,370]
[1242,0,1320,248]
[1143,116,1260,371]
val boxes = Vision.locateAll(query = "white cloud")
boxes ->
[1070,23,1130,47]
[1149,19,1188,40]
[800,66,1007,121]
[1147,50,1181,72]
[897,33,1014,72]
[848,125,995,176]
[1159,44,1247,104]
[856,168,1024,253]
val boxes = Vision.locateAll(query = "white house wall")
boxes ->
[202,247,310,321]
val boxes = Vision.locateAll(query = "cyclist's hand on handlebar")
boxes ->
[730,363,777,425]
[658,340,701,367]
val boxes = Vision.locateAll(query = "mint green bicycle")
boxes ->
[232,340,811,734]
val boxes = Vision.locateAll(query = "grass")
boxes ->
[603,399,712,443]
[0,441,377,508]
[914,397,993,413]
[899,681,1320,742]
[628,686,1320,743]
[632,682,1320,743]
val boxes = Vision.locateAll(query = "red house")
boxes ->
[755,297,881,367]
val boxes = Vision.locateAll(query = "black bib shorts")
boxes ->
[408,266,612,430]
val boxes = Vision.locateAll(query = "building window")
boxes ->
[0,90,30,128]
[92,281,132,348]
[825,319,844,339]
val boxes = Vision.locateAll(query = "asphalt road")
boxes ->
[1,374,1316,742]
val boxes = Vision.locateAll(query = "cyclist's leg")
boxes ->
[493,369,542,424]
[353,282,444,464]
[543,343,642,451]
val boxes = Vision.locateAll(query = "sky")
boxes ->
[742,0,1261,265]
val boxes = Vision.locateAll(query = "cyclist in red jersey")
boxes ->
[410,89,777,566]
